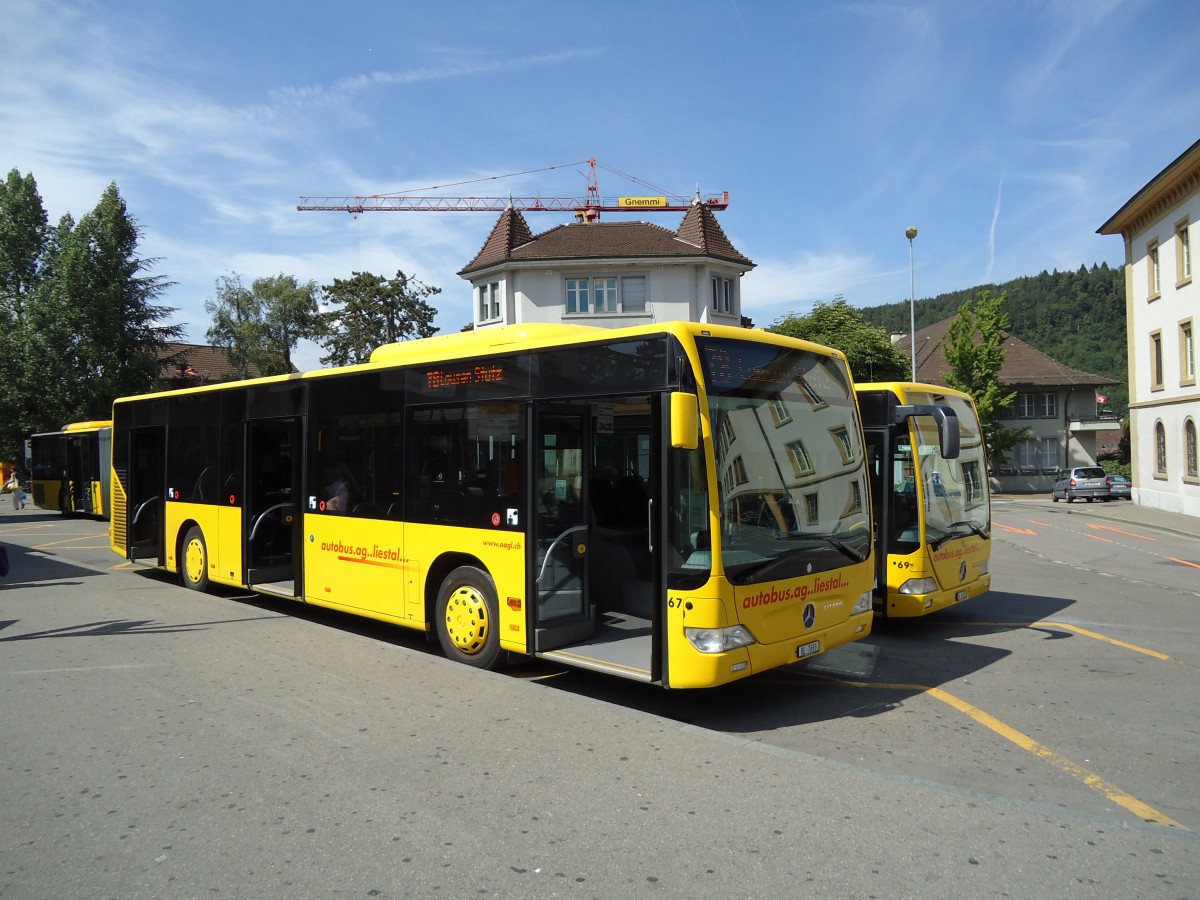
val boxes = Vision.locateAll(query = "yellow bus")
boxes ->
[29,420,113,518]
[109,322,874,688]
[856,383,991,617]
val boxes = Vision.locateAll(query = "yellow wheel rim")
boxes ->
[184,537,206,585]
[444,585,490,655]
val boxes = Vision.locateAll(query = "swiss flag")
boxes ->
[1096,392,1108,405]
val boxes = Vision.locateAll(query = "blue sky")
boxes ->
[3,0,1197,370]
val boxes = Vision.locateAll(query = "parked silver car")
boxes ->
[1051,466,1110,502]
[1104,474,1132,500]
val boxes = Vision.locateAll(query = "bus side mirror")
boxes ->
[670,392,699,450]
[894,404,960,459]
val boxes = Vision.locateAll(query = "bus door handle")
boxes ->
[648,499,653,553]
[536,524,587,585]
[249,502,294,540]
[131,496,159,526]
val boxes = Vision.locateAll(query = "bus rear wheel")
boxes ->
[435,566,501,669]
[181,526,210,592]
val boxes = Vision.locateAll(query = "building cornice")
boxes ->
[1098,138,1200,238]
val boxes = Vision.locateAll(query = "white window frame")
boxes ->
[1038,392,1057,418]
[1148,240,1161,299]
[1176,219,1192,285]
[711,275,735,316]
[563,274,650,316]
[1181,319,1195,385]
[477,281,502,323]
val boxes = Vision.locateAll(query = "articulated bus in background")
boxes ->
[29,420,113,519]
[109,322,875,689]
[856,383,991,617]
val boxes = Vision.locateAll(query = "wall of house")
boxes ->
[1125,190,1200,517]
[471,263,746,330]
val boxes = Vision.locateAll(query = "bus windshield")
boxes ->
[909,391,990,549]
[697,338,871,584]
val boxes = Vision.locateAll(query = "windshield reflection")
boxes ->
[697,339,871,584]
[910,393,991,546]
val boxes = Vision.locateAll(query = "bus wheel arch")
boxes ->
[179,523,210,592]
[433,562,501,670]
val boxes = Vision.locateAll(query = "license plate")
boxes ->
[797,640,821,659]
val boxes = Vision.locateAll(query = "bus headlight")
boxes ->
[898,577,938,595]
[685,625,756,653]
[851,590,873,615]
[978,561,989,575]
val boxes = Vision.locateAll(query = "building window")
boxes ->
[830,426,854,464]
[1176,219,1192,285]
[711,275,735,315]
[732,455,748,485]
[719,416,736,454]
[1181,320,1195,385]
[1011,438,1058,474]
[769,398,792,427]
[1148,241,1161,299]
[786,439,813,477]
[477,282,501,322]
[1155,421,1167,476]
[804,492,819,525]
[1151,331,1164,390]
[621,275,647,313]
[566,278,589,314]
[1186,419,1198,479]
[594,277,618,313]
[564,275,648,316]
[1016,393,1056,418]
[842,479,863,517]
[1185,422,1195,482]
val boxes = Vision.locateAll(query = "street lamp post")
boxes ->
[906,226,918,381]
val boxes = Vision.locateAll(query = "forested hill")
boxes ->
[858,263,1128,413]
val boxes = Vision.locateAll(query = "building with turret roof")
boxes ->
[458,202,753,330]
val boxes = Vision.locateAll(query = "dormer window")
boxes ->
[711,275,735,315]
[478,282,501,322]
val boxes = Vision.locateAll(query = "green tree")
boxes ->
[205,272,263,380]
[942,290,1026,459]
[8,182,178,452]
[257,273,322,374]
[318,270,439,367]
[206,272,324,377]
[0,169,51,458]
[768,296,910,382]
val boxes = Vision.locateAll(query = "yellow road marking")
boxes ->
[1035,621,1170,661]
[995,522,1036,535]
[824,676,1187,830]
[1086,534,1112,543]
[924,686,1187,830]
[1167,556,1200,570]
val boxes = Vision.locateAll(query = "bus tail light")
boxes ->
[685,625,756,654]
[898,577,937,595]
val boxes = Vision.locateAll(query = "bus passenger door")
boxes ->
[127,427,165,563]
[531,406,594,651]
[244,417,301,590]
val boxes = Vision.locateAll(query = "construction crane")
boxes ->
[297,158,728,222]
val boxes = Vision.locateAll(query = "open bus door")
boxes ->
[531,405,594,651]
[532,396,664,683]
[244,417,302,593]
[126,427,165,563]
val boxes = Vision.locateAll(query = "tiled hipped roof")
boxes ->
[458,203,754,275]
[907,317,1117,388]
[158,342,287,387]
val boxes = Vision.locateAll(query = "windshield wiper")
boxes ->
[734,535,866,581]
[930,521,989,551]
[821,534,870,563]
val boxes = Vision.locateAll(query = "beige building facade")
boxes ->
[1100,139,1200,518]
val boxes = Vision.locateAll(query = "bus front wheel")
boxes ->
[181,526,210,592]
[435,566,501,669]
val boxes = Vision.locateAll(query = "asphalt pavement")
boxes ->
[995,491,1200,540]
